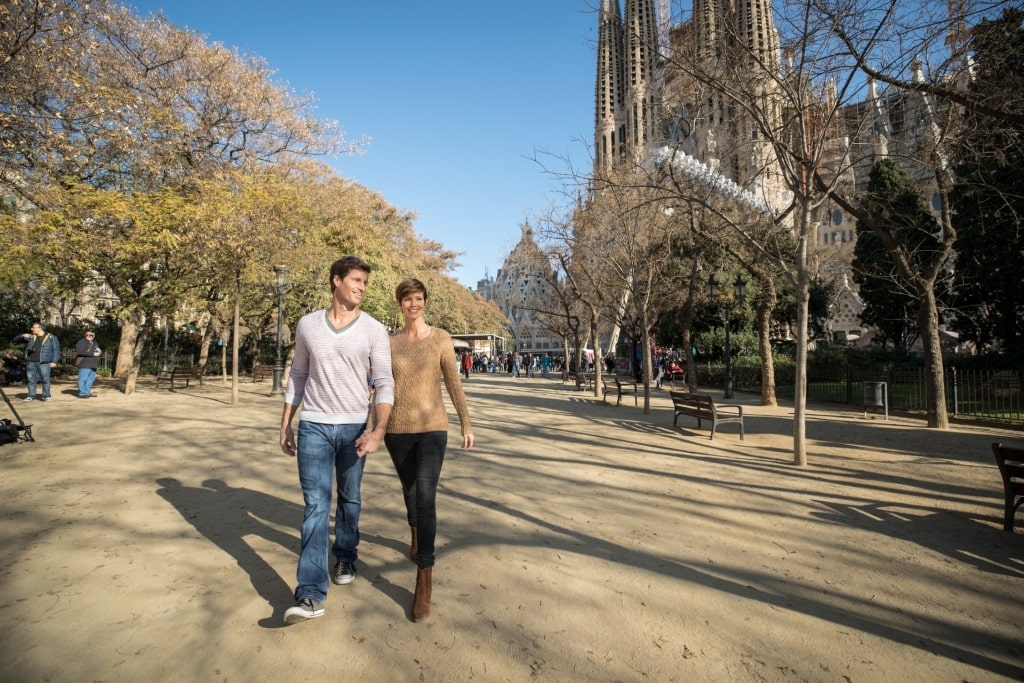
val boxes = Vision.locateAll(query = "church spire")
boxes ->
[623,0,660,155]
[595,0,625,171]
[594,0,662,172]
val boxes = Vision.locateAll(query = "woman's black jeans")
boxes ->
[384,431,447,569]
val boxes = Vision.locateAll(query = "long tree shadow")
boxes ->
[155,477,299,628]
[811,499,1024,577]
[440,483,1024,680]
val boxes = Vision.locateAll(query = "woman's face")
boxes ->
[399,291,426,322]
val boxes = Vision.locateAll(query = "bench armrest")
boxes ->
[716,404,743,415]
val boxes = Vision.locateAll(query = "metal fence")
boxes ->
[54,349,257,376]
[56,350,199,373]
[695,363,1023,426]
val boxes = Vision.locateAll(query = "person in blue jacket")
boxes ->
[13,322,60,401]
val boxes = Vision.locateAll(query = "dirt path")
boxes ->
[1,374,1021,681]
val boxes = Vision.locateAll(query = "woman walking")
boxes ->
[385,278,474,621]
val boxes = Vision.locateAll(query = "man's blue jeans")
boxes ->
[77,367,97,397]
[26,362,52,399]
[294,421,367,603]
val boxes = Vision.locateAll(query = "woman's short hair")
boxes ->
[395,278,427,303]
[329,256,372,291]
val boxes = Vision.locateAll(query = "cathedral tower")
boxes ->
[595,0,626,171]
[623,0,661,157]
[594,0,661,171]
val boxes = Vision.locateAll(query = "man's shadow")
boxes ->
[155,478,300,628]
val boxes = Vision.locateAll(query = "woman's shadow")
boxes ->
[155,477,299,628]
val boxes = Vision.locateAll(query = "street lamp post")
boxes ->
[709,273,746,399]
[271,265,290,396]
[162,322,170,373]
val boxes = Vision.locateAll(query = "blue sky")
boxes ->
[119,1,601,287]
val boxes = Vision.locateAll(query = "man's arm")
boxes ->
[279,317,308,457]
[354,322,394,457]
[280,402,300,457]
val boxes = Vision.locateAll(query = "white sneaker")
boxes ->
[284,598,324,624]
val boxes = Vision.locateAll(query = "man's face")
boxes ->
[333,269,369,308]
[30,324,42,335]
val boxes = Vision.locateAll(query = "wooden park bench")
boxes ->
[670,391,744,440]
[575,372,594,391]
[253,363,276,382]
[156,366,204,391]
[601,374,638,406]
[992,442,1024,532]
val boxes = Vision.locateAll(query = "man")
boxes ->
[13,322,60,401]
[279,256,395,624]
[75,330,102,398]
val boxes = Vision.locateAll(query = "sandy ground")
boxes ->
[0,372,1022,682]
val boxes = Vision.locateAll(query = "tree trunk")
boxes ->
[220,336,228,384]
[755,288,778,406]
[590,308,603,399]
[114,313,141,379]
[792,204,812,466]
[753,272,774,409]
[231,279,241,405]
[196,312,213,370]
[606,287,630,362]
[682,257,700,392]
[115,310,146,395]
[641,308,653,414]
[917,287,949,429]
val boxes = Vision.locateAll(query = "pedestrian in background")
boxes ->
[13,322,60,401]
[75,330,102,398]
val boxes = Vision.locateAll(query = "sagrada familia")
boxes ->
[481,0,948,356]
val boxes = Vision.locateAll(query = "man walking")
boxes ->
[279,256,395,624]
[13,322,60,401]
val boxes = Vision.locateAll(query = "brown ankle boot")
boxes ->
[409,527,418,563]
[412,567,432,622]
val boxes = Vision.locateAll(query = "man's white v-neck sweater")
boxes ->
[284,309,395,424]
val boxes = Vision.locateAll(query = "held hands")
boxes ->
[355,429,384,457]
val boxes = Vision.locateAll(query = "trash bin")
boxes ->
[862,381,888,419]
[863,381,885,407]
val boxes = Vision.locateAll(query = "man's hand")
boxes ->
[280,424,297,457]
[462,433,475,450]
[354,428,384,457]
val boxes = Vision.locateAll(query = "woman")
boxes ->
[385,278,474,621]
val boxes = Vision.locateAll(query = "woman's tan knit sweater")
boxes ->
[387,327,472,435]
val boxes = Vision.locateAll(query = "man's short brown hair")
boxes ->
[329,256,372,291]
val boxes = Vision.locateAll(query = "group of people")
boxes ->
[8,323,103,400]
[456,351,561,378]
[279,256,473,625]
